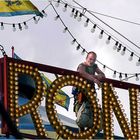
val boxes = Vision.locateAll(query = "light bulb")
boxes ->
[81,49,86,55]
[91,24,96,33]
[113,71,116,78]
[84,18,89,27]
[74,10,78,19]
[18,23,22,31]
[113,41,118,50]
[71,39,76,45]
[125,74,128,81]
[54,15,59,21]
[63,4,67,12]
[1,22,4,30]
[99,30,104,39]
[102,65,106,72]
[136,58,140,66]
[128,52,134,61]
[70,8,75,17]
[55,0,60,7]
[119,73,122,80]
[76,44,81,50]
[23,22,28,29]
[106,36,111,44]
[42,10,47,17]
[136,74,139,81]
[121,47,126,55]
[12,24,16,32]
[77,13,82,22]
[63,27,67,33]
[33,17,38,24]
[117,44,122,52]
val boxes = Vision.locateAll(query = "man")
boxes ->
[73,51,105,131]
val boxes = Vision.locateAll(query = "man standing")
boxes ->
[73,51,105,131]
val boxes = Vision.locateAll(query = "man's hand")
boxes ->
[94,78,101,88]
[94,74,105,81]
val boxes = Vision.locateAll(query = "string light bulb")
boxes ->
[135,74,139,81]
[12,24,16,32]
[91,24,97,33]
[128,52,134,61]
[113,41,118,50]
[74,10,78,19]
[54,15,59,21]
[99,30,104,39]
[136,58,140,66]
[119,73,122,80]
[84,18,89,27]
[63,27,67,33]
[71,38,76,45]
[117,44,122,52]
[121,47,126,55]
[1,22,4,30]
[70,8,75,17]
[106,36,111,44]
[63,3,68,12]
[77,13,83,22]
[33,17,38,24]
[23,22,28,29]
[125,74,128,81]
[18,23,22,31]
[102,65,106,72]
[81,49,86,55]
[55,0,60,7]
[113,71,116,78]
[76,44,81,50]
[42,10,47,17]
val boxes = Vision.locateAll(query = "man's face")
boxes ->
[86,53,96,65]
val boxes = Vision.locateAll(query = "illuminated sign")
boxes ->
[0,56,139,139]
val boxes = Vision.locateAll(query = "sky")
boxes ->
[0,0,140,137]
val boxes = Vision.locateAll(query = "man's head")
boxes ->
[86,51,97,65]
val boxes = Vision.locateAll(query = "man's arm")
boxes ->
[77,64,100,85]
[95,67,105,80]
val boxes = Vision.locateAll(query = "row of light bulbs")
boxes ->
[52,2,140,81]
[0,10,48,31]
[54,0,140,67]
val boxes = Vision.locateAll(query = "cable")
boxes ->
[72,0,140,50]
[60,0,140,26]
[50,3,140,78]
[57,0,140,65]
[89,10,140,26]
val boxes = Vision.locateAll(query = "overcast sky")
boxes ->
[0,0,140,137]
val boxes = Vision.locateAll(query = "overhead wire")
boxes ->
[60,0,140,57]
[50,2,140,81]
[72,0,140,51]
[61,0,140,27]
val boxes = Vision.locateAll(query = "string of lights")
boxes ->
[58,0,140,27]
[0,4,50,31]
[53,0,140,67]
[50,2,140,81]
[73,0,140,51]
[56,0,140,57]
